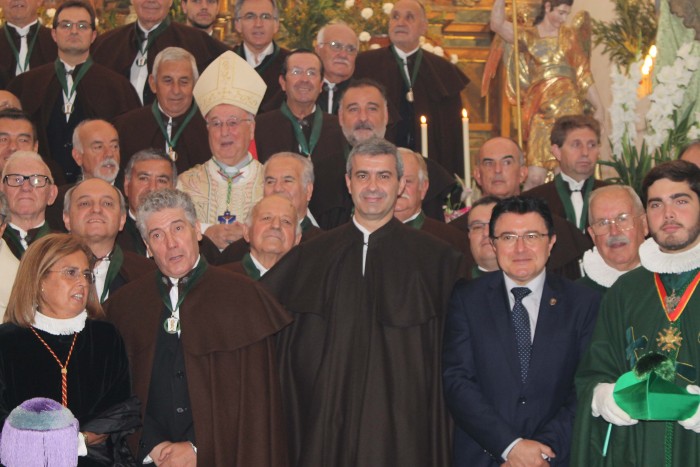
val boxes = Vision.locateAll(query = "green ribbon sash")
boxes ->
[391,45,423,100]
[554,174,593,230]
[99,245,124,303]
[3,23,40,74]
[280,102,323,157]
[156,257,208,314]
[151,100,199,155]
[54,56,93,105]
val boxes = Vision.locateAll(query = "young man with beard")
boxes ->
[182,0,220,35]
[573,160,700,466]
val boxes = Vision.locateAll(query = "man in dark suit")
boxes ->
[523,114,607,232]
[443,196,600,466]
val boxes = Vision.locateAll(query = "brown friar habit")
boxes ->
[6,60,141,184]
[354,47,469,178]
[449,211,591,280]
[104,247,158,299]
[113,103,209,176]
[105,265,292,466]
[0,23,57,80]
[234,42,289,114]
[416,214,470,258]
[91,20,230,105]
[261,218,464,467]
[254,109,352,230]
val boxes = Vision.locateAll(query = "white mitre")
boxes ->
[192,51,267,117]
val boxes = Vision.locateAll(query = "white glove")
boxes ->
[679,384,700,432]
[592,382,639,426]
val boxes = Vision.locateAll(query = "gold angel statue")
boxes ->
[487,0,604,189]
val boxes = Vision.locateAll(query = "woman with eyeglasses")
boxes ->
[0,234,139,466]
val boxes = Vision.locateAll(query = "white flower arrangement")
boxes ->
[344,0,355,9]
[450,54,459,65]
[608,62,641,156]
[689,113,700,140]
[45,8,56,18]
[370,43,381,50]
[382,3,394,14]
[432,46,444,57]
[421,43,434,53]
[644,42,700,152]
[358,31,371,43]
[360,7,373,20]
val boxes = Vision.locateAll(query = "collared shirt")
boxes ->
[402,210,421,224]
[9,221,45,249]
[249,253,269,277]
[243,42,274,67]
[130,21,162,103]
[93,256,111,301]
[352,216,372,276]
[503,268,547,343]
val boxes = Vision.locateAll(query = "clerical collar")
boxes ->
[640,237,700,274]
[7,20,38,35]
[137,21,163,35]
[9,221,44,239]
[402,210,421,223]
[243,42,274,67]
[33,310,87,335]
[169,255,201,285]
[249,253,269,276]
[352,216,373,239]
[212,153,253,177]
[393,45,421,60]
[128,210,137,221]
[560,171,586,191]
[582,247,636,288]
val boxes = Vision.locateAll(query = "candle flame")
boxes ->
[420,115,427,124]
[462,109,467,119]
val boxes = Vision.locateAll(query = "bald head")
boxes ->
[0,91,21,111]
[474,137,527,198]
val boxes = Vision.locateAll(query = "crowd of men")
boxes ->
[2,0,700,465]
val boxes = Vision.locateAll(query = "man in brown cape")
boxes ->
[106,188,290,466]
[262,137,464,466]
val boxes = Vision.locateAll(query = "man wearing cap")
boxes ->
[91,0,230,105]
[254,49,347,230]
[0,0,57,80]
[114,47,209,179]
[233,0,289,113]
[7,0,140,185]
[177,51,266,250]
[573,160,700,466]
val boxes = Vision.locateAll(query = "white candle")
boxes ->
[420,115,428,158]
[462,109,471,207]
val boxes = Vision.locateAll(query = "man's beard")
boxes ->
[654,220,700,251]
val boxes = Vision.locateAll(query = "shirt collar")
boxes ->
[243,42,274,66]
[249,253,269,276]
[352,216,372,243]
[394,45,421,60]
[503,268,546,299]
[639,237,700,274]
[402,210,421,223]
[137,20,162,35]
[33,310,87,335]
[560,171,586,191]
[7,20,38,36]
[582,246,636,288]
[168,255,201,285]
[9,221,45,238]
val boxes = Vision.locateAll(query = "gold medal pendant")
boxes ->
[164,316,180,334]
[168,148,178,162]
[136,56,147,67]
[63,103,73,115]
[406,89,414,103]
[657,325,683,353]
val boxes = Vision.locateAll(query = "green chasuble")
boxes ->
[576,275,609,295]
[572,266,700,466]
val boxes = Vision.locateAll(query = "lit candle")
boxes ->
[462,109,471,206]
[420,115,428,158]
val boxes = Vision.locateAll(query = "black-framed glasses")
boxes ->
[3,174,52,188]
[47,267,95,284]
[236,12,277,22]
[206,117,253,131]
[56,21,93,31]
[590,213,639,236]
[491,232,550,246]
[319,41,358,54]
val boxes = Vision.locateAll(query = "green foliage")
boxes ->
[592,0,657,72]
[277,0,336,50]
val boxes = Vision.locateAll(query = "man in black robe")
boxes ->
[113,47,209,179]
[63,178,155,302]
[233,0,289,113]
[254,50,349,230]
[314,22,358,115]
[91,0,230,104]
[339,78,457,223]
[117,148,220,264]
[0,0,57,80]
[354,0,469,177]
[7,1,140,184]
[218,151,321,264]
[262,137,464,466]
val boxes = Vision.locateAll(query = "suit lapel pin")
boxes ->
[550,298,557,306]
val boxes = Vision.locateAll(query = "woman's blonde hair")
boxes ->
[5,233,104,326]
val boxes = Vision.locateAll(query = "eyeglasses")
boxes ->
[3,174,52,188]
[491,232,550,246]
[468,221,489,234]
[319,41,358,54]
[590,213,639,236]
[236,12,277,22]
[206,117,253,131]
[56,21,93,31]
[288,67,319,78]
[47,267,95,284]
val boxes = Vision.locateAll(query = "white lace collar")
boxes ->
[582,247,636,288]
[639,237,700,274]
[32,310,87,335]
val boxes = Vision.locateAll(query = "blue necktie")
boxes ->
[511,287,532,383]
